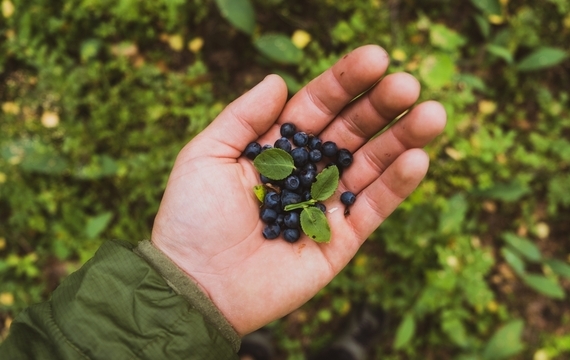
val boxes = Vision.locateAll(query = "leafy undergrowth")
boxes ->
[1,0,570,359]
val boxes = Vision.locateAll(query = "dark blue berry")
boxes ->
[280,123,296,138]
[281,190,302,207]
[308,136,322,150]
[299,169,316,188]
[261,144,272,151]
[309,149,322,163]
[293,132,309,147]
[263,223,281,239]
[274,137,292,152]
[264,191,281,209]
[322,141,338,157]
[260,174,272,184]
[304,163,317,172]
[291,148,309,167]
[276,214,285,227]
[244,142,262,160]
[302,190,312,201]
[283,228,301,243]
[284,175,301,191]
[283,212,300,228]
[260,208,278,223]
[337,149,353,168]
[340,191,356,206]
[315,203,326,213]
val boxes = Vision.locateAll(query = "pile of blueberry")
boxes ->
[243,123,357,243]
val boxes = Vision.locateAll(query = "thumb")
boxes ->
[194,74,288,158]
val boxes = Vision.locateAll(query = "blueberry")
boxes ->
[276,214,285,227]
[260,174,272,184]
[304,163,317,172]
[308,136,322,150]
[309,149,322,163]
[302,190,312,201]
[337,149,353,168]
[322,141,338,158]
[315,203,326,213]
[263,223,281,239]
[244,142,262,160]
[281,190,302,207]
[340,191,356,206]
[274,137,292,152]
[280,123,296,138]
[291,148,309,167]
[283,212,300,228]
[299,169,316,188]
[283,228,301,243]
[260,208,278,223]
[293,132,309,147]
[261,144,272,151]
[264,191,281,209]
[284,175,301,191]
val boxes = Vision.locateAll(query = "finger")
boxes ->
[189,74,288,158]
[256,45,390,146]
[341,100,446,193]
[318,72,421,151]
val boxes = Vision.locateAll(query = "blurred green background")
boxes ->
[1,0,570,358]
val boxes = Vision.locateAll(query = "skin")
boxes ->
[151,45,447,336]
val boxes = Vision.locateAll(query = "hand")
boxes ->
[151,45,446,336]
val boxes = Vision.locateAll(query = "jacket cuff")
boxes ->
[134,240,241,352]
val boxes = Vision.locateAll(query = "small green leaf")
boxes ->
[502,232,542,262]
[253,148,295,180]
[501,247,525,275]
[311,165,339,201]
[85,212,113,239]
[517,47,568,72]
[253,185,266,203]
[429,23,466,52]
[394,313,416,349]
[284,199,315,212]
[486,44,513,64]
[522,274,565,299]
[300,207,331,243]
[469,0,501,16]
[482,320,525,360]
[472,181,530,202]
[254,33,303,65]
[214,0,255,35]
[545,259,570,279]
[419,52,456,89]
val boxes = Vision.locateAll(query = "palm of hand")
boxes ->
[152,45,446,336]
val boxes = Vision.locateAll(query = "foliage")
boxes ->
[2,0,570,359]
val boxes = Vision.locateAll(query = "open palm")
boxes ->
[151,45,446,336]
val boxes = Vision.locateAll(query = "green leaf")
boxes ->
[482,320,525,360]
[214,0,255,35]
[254,33,303,65]
[472,181,531,202]
[517,47,569,72]
[469,0,501,16]
[501,247,525,275]
[300,207,331,243]
[521,274,565,299]
[253,148,295,180]
[429,23,466,52]
[486,44,513,64]
[438,193,468,235]
[419,52,456,89]
[545,259,570,279]
[394,313,416,349]
[502,233,542,262]
[85,212,113,239]
[311,165,339,201]
[253,185,266,203]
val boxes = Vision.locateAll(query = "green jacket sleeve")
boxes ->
[0,240,240,360]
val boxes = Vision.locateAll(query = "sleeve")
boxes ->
[0,240,240,360]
